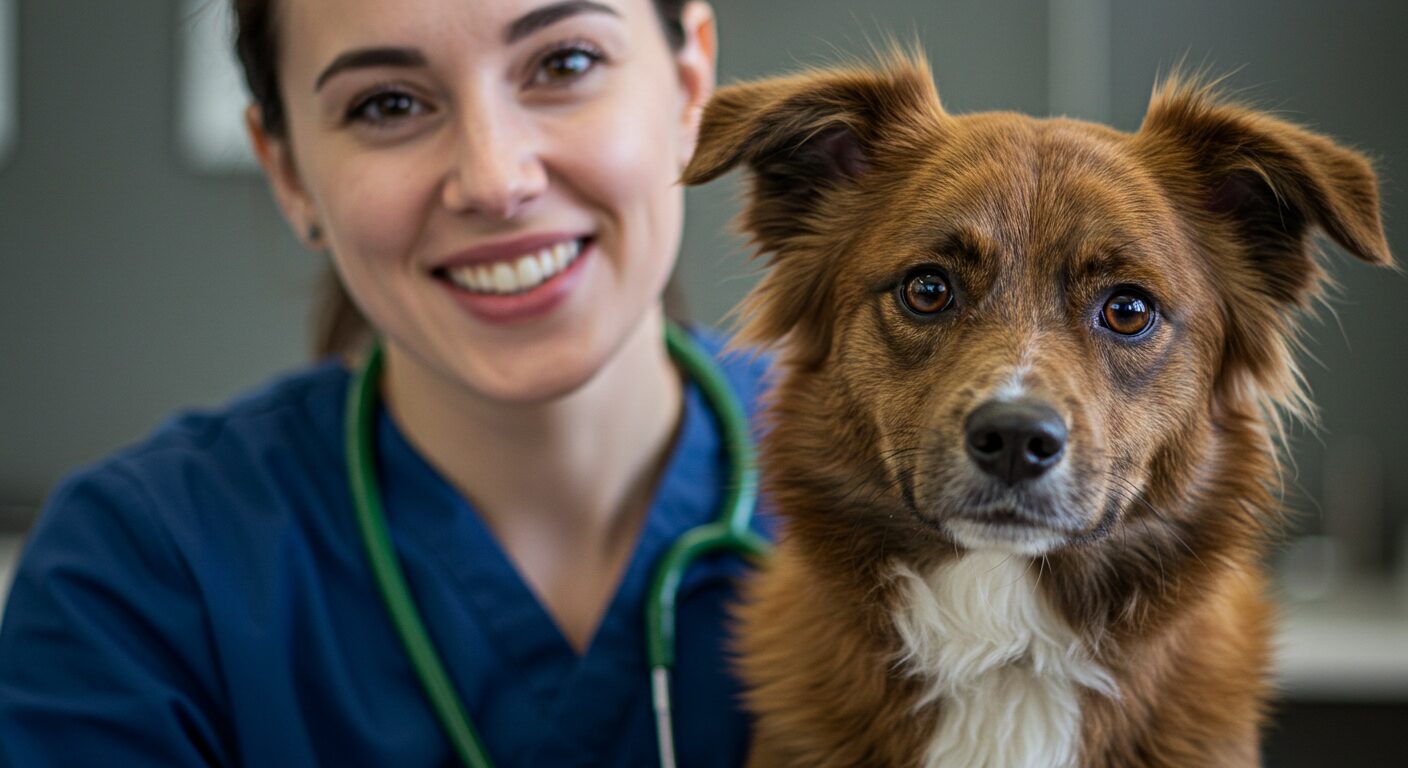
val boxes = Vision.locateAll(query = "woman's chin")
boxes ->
[444,334,622,406]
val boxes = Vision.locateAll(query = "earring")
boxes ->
[307,223,323,243]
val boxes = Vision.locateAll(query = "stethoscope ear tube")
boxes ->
[646,322,772,671]
[646,323,772,767]
[346,343,496,768]
[646,522,770,768]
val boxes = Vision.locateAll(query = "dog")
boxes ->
[682,50,1392,768]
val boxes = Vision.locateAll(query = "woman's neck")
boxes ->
[381,309,683,536]
[376,309,685,650]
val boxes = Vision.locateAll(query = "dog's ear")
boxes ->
[1137,78,1393,416]
[683,54,942,359]
[1138,79,1391,303]
[683,58,940,245]
[682,73,888,213]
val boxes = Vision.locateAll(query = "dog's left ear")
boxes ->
[1137,79,1393,415]
[1137,79,1392,306]
[683,55,942,357]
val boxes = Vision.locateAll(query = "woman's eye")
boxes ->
[347,90,426,125]
[898,271,954,316]
[1100,289,1156,336]
[532,46,603,85]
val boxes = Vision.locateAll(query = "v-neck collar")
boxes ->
[371,367,735,758]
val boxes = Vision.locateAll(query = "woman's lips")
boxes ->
[436,237,592,325]
[439,238,583,294]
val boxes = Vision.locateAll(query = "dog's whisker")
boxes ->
[1133,514,1169,592]
[1102,473,1209,569]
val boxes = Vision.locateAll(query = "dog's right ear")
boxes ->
[683,59,940,244]
[681,72,882,211]
[683,55,942,357]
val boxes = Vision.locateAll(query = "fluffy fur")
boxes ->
[892,553,1116,768]
[683,49,1393,767]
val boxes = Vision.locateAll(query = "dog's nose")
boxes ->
[964,400,1067,484]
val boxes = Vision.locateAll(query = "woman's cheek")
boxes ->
[329,156,435,267]
[581,89,679,190]
[564,98,685,252]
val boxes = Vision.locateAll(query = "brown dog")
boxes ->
[683,50,1392,767]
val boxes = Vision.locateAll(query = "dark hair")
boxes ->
[233,0,692,359]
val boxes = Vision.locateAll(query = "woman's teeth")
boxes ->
[443,239,582,295]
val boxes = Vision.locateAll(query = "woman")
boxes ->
[0,0,771,764]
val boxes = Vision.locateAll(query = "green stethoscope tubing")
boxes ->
[344,321,770,768]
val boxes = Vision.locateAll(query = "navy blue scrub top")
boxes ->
[0,331,772,767]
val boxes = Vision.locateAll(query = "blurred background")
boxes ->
[1,0,1404,763]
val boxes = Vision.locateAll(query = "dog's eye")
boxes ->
[1100,290,1156,336]
[900,271,954,316]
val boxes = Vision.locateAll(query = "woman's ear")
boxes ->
[245,105,323,249]
[673,1,717,168]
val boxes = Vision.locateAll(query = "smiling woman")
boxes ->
[240,0,694,359]
[0,1,774,766]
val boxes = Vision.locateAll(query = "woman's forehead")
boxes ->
[277,0,655,90]
[280,0,645,46]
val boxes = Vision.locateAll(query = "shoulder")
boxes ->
[8,362,356,666]
[96,361,347,490]
[682,324,774,421]
[126,360,349,468]
[0,364,354,765]
[29,362,353,559]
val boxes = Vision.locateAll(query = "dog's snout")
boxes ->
[964,400,1067,484]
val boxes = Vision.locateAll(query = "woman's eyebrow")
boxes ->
[315,47,426,91]
[505,0,620,43]
[312,2,620,92]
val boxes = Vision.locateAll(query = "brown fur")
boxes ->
[683,50,1392,767]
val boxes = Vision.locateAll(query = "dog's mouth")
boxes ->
[909,501,1120,556]
[957,506,1047,528]
[926,508,1075,556]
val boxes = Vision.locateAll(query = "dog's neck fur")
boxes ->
[891,552,1118,768]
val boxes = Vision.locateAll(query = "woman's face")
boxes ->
[252,0,715,403]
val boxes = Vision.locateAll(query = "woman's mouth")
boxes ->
[433,236,593,325]
[437,238,585,295]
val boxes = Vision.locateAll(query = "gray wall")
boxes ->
[1,0,319,524]
[2,0,1405,579]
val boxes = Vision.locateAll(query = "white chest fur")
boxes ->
[891,553,1116,768]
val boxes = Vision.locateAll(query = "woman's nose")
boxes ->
[440,104,548,219]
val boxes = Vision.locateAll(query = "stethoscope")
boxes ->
[344,321,771,768]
